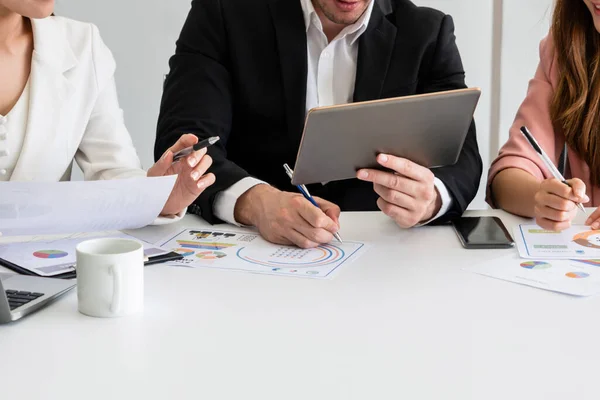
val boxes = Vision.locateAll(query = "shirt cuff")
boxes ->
[152,208,187,225]
[213,177,268,226]
[417,178,453,226]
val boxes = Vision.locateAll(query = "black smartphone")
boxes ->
[451,216,514,249]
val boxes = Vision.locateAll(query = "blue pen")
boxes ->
[283,163,342,243]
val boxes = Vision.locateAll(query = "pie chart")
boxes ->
[173,248,195,257]
[33,250,68,259]
[573,230,600,249]
[566,271,590,279]
[520,261,551,270]
[196,251,227,260]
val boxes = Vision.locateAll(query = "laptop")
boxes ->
[0,273,75,323]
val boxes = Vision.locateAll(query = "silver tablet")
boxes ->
[291,88,481,185]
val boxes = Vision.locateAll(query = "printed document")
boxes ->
[0,176,176,236]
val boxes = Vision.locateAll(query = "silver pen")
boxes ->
[520,126,586,214]
[172,136,220,162]
[283,164,343,243]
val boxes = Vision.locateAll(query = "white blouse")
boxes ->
[0,80,30,181]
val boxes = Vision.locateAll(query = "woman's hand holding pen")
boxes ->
[234,185,341,249]
[148,133,216,216]
[534,178,589,231]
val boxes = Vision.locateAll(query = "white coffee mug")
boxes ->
[76,238,144,318]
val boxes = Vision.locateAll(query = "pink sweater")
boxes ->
[487,34,597,207]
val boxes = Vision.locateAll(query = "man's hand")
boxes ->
[533,178,588,231]
[234,185,341,248]
[357,154,441,228]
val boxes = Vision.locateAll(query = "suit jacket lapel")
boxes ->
[268,0,308,146]
[353,1,397,102]
[10,18,76,181]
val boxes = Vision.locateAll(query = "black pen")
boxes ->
[172,136,220,162]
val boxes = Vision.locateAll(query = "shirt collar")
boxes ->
[30,17,78,73]
[300,0,318,33]
[300,0,374,43]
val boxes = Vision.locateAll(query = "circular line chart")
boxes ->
[236,244,346,268]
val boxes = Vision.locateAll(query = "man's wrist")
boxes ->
[234,184,277,226]
[422,186,442,222]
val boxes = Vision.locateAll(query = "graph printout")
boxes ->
[465,254,600,296]
[515,225,600,259]
[159,228,366,279]
[0,233,168,277]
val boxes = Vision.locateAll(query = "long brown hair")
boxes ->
[551,0,600,183]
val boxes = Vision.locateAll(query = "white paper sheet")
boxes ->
[514,224,600,259]
[159,228,366,279]
[0,176,176,236]
[464,253,600,296]
[0,232,170,277]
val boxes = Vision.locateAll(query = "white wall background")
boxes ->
[499,0,552,147]
[55,0,553,209]
[54,0,192,173]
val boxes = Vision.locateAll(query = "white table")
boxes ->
[1,210,599,400]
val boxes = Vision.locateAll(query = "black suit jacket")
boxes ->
[156,0,483,224]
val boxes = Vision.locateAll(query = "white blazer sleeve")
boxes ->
[75,25,185,224]
[73,24,146,181]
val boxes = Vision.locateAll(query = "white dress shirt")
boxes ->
[0,80,29,181]
[214,0,452,225]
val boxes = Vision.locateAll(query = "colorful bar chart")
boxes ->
[176,240,236,251]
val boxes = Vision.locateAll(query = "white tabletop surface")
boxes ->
[1,210,599,400]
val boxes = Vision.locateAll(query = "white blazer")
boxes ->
[10,16,145,182]
[9,17,185,224]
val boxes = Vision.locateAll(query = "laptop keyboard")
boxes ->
[5,290,44,311]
